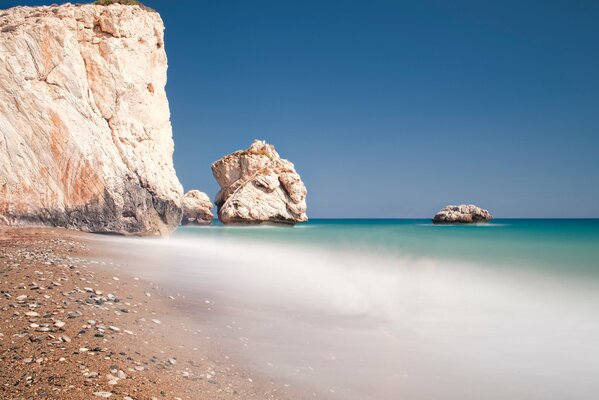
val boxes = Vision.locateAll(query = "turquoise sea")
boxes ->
[104,219,599,400]
[175,218,599,275]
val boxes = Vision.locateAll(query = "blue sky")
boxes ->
[5,0,599,217]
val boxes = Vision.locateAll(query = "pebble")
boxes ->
[16,294,27,301]
[112,277,119,281]
[54,320,66,328]
[93,392,113,398]
[25,311,39,317]
[151,319,161,324]
[168,358,176,365]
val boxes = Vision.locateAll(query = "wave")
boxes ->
[90,233,599,400]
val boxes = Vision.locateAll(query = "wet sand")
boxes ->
[0,227,299,400]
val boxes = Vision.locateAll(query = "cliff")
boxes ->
[0,3,183,235]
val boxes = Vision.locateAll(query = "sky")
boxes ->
[3,0,599,218]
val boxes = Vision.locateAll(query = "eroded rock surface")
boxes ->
[211,140,307,224]
[432,204,493,224]
[181,190,213,225]
[0,3,183,235]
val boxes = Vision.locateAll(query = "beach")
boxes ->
[2,220,599,399]
[0,227,300,400]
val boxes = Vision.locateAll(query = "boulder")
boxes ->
[432,204,493,224]
[0,3,183,235]
[211,140,307,224]
[181,190,213,225]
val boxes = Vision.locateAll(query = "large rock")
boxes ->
[0,3,183,235]
[181,190,213,225]
[432,204,493,224]
[211,140,307,224]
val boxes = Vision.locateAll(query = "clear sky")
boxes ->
[5,0,599,217]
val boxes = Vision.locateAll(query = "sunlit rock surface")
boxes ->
[0,3,183,235]
[181,190,213,225]
[211,140,307,224]
[432,204,493,224]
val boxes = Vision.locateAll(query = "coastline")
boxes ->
[0,227,300,400]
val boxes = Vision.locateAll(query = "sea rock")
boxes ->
[211,140,307,224]
[432,204,493,224]
[181,190,213,225]
[0,3,183,235]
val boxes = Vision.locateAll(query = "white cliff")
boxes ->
[0,3,183,235]
[211,140,307,224]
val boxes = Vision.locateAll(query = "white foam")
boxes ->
[93,234,599,400]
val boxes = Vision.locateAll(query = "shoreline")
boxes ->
[0,227,300,400]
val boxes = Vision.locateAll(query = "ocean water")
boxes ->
[101,219,599,399]
[175,218,599,275]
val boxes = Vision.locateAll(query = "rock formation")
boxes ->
[0,3,183,235]
[181,190,213,225]
[211,140,307,224]
[432,204,493,224]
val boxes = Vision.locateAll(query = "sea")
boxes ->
[102,219,599,399]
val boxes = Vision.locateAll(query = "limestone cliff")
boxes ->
[0,3,183,235]
[212,140,307,224]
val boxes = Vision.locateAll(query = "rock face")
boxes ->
[432,204,493,224]
[0,3,183,235]
[211,140,307,224]
[181,190,213,225]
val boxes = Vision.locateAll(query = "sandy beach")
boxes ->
[0,227,299,400]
